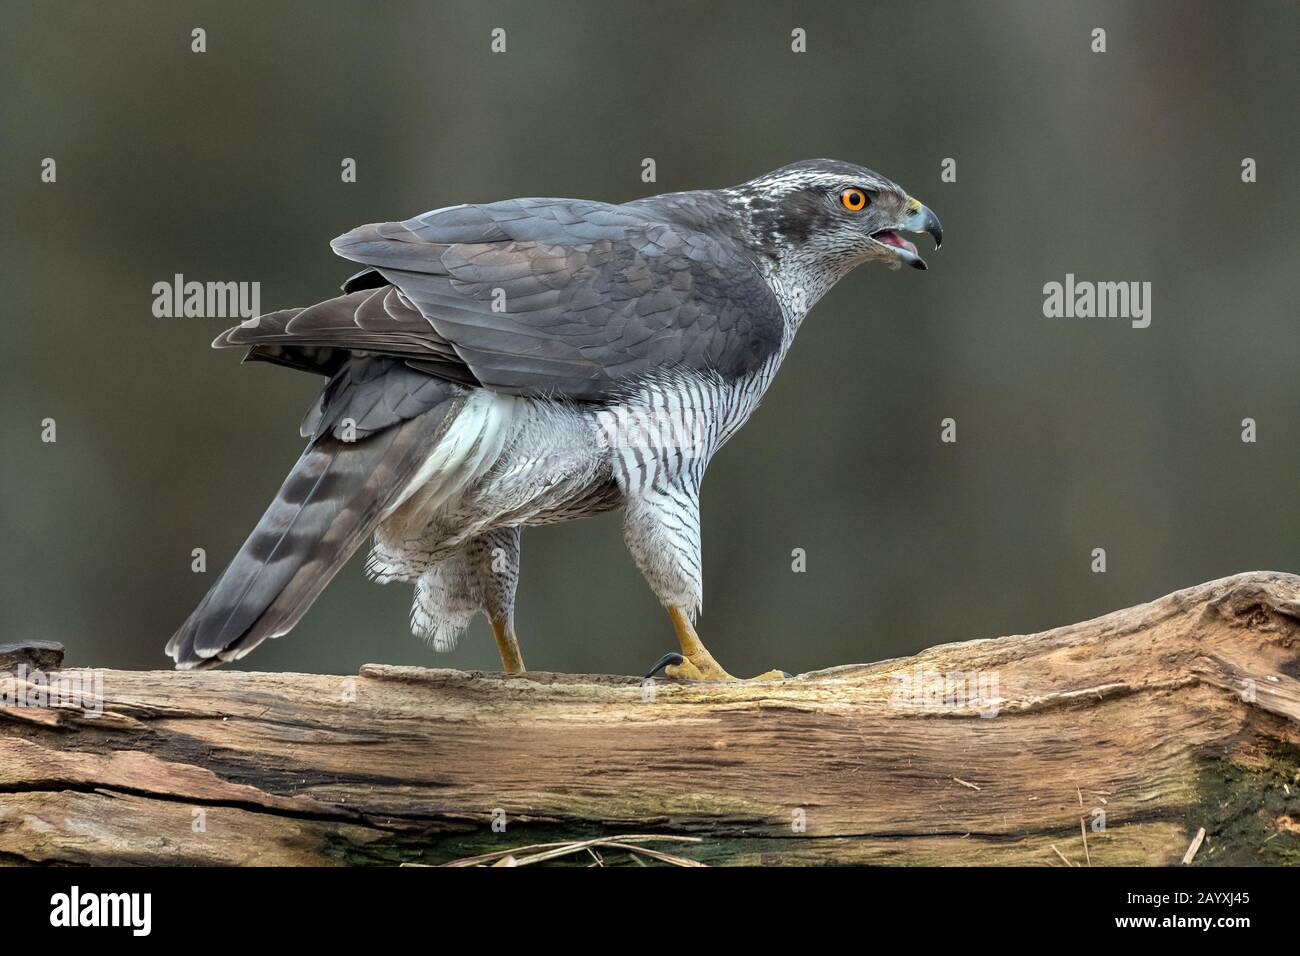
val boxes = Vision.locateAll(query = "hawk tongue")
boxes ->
[874,231,918,256]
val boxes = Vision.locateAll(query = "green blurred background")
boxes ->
[2,0,1296,676]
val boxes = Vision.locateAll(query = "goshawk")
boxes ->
[168,159,942,679]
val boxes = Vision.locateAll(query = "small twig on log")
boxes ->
[598,842,707,867]
[443,835,703,868]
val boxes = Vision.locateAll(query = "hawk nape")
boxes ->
[167,159,942,680]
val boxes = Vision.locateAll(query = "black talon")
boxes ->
[644,652,684,679]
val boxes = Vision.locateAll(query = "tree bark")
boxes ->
[3,571,1300,866]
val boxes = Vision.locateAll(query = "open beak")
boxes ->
[870,197,944,270]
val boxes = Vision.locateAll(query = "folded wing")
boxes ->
[220,198,787,401]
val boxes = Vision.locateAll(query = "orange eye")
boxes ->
[840,188,869,212]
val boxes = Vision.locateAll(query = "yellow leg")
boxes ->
[664,606,733,680]
[490,616,525,673]
[661,606,786,682]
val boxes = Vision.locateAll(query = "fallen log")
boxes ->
[2,571,1299,866]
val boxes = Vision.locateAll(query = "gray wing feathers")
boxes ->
[299,356,467,441]
[216,287,457,360]
[167,361,461,669]
[217,287,480,387]
[327,198,786,399]
[220,197,784,401]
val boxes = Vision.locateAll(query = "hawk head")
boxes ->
[726,159,943,278]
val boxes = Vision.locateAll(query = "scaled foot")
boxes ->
[644,652,790,682]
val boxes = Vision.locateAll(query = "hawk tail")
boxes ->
[166,390,459,669]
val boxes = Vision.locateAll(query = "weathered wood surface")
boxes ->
[3,571,1300,866]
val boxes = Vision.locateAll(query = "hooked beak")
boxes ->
[870,197,944,270]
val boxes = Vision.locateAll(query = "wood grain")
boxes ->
[3,571,1299,866]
